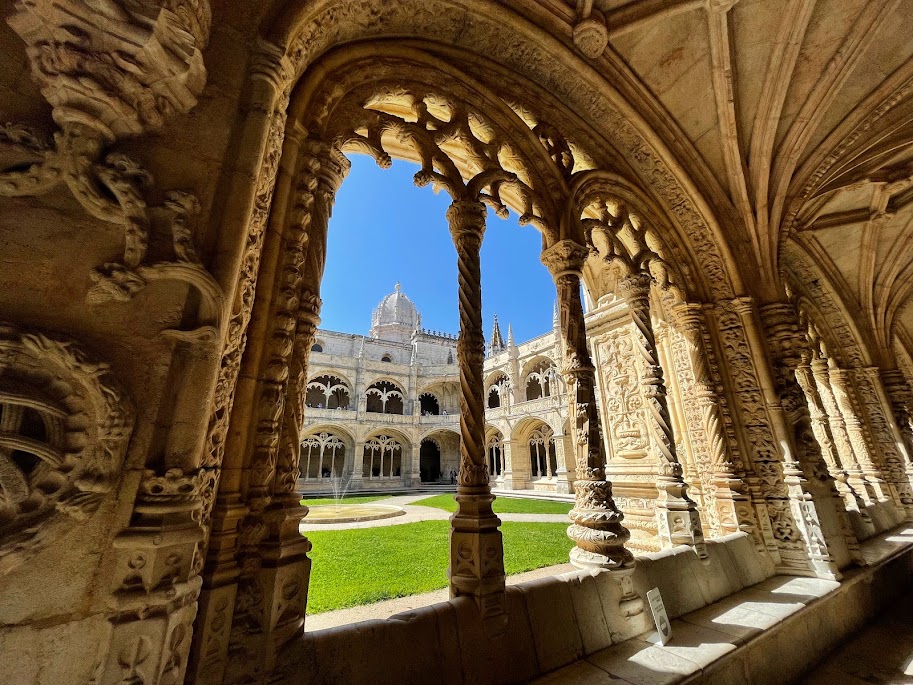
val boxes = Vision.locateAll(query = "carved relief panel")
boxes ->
[594,328,648,460]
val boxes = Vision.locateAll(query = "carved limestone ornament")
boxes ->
[297,52,575,242]
[0,322,133,575]
[1,0,220,339]
[571,0,610,60]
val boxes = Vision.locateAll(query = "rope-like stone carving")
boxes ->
[448,201,489,488]
[541,239,636,575]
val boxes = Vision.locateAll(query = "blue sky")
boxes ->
[320,154,557,343]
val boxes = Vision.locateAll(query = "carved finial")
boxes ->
[490,315,505,354]
[553,300,560,328]
[507,324,516,348]
[395,281,402,293]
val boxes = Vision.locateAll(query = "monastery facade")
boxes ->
[301,283,573,494]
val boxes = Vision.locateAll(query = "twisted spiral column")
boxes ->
[446,200,505,629]
[541,240,635,577]
[618,272,707,558]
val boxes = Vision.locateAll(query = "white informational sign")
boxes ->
[646,587,672,645]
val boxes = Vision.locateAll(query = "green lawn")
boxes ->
[305,521,571,613]
[301,495,390,507]
[411,493,573,515]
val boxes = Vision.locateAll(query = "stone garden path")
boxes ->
[298,493,570,532]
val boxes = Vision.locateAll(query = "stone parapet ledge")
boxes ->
[265,526,913,684]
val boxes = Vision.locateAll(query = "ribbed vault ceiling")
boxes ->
[549,0,913,355]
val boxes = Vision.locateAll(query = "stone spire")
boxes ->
[490,314,505,354]
[507,323,515,348]
[553,299,560,329]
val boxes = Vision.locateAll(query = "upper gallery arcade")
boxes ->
[1,0,913,684]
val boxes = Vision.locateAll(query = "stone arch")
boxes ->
[305,372,352,409]
[521,356,558,401]
[485,371,510,409]
[486,426,505,478]
[299,431,348,480]
[421,428,461,483]
[362,431,410,480]
[365,378,405,414]
[262,2,741,299]
[419,437,442,483]
[418,391,441,415]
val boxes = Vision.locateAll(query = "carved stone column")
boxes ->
[446,200,506,630]
[208,137,347,682]
[799,362,871,539]
[793,361,865,563]
[618,272,707,558]
[351,440,366,484]
[106,469,206,685]
[188,45,293,685]
[758,302,857,576]
[829,368,890,503]
[810,359,873,507]
[541,240,635,574]
[880,369,913,519]
[672,303,763,543]
[499,439,520,490]
[855,368,913,520]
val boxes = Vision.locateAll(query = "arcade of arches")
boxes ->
[3,1,913,684]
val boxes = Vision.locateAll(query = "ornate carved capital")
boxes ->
[541,239,589,278]
[447,200,486,251]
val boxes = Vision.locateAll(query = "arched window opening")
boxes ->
[363,435,403,479]
[300,432,346,480]
[365,380,404,414]
[311,343,323,353]
[529,425,557,479]
[420,439,441,482]
[381,354,393,363]
[419,392,440,415]
[306,374,351,409]
[487,433,504,477]
[487,373,510,409]
[525,360,557,401]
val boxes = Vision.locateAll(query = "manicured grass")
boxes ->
[300,495,390,507]
[411,493,573,515]
[305,520,571,613]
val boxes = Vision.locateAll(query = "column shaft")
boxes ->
[619,272,707,557]
[446,200,506,630]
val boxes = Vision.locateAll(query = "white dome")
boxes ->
[370,283,421,342]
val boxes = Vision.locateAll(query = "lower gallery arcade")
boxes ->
[2,0,913,683]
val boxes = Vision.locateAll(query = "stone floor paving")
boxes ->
[797,591,913,684]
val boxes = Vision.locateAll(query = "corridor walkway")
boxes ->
[798,591,913,684]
